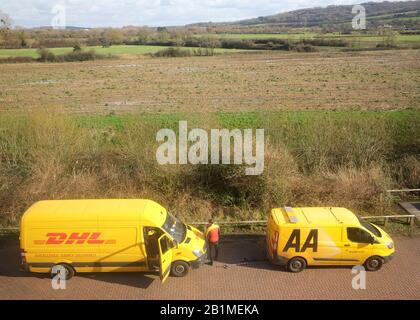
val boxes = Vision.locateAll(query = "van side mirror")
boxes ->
[369,236,375,245]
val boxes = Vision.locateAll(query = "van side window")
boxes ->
[347,228,372,243]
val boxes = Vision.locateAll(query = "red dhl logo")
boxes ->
[34,232,116,245]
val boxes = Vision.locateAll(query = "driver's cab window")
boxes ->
[347,227,373,244]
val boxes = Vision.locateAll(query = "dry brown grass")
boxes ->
[1,111,418,226]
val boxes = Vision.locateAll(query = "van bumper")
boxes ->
[383,253,394,264]
[191,253,207,269]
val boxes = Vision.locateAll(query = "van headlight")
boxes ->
[193,249,203,258]
[386,242,394,249]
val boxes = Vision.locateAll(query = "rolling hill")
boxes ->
[189,1,420,29]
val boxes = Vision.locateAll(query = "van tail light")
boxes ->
[272,231,279,257]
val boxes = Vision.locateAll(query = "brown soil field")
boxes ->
[0,50,419,113]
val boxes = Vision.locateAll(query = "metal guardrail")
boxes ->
[0,227,19,232]
[192,220,267,227]
[191,214,417,234]
[386,189,420,193]
[363,214,416,234]
[1,215,416,234]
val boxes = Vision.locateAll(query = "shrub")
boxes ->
[153,47,192,57]
[73,43,82,52]
[37,47,57,62]
[0,56,35,64]
[291,44,319,52]
[192,47,215,56]
[34,48,111,62]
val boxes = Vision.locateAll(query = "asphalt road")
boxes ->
[0,235,419,300]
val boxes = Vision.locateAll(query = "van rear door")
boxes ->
[266,213,279,260]
[158,234,173,283]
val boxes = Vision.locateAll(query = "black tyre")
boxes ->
[170,261,190,277]
[51,263,75,280]
[364,256,383,272]
[287,257,307,273]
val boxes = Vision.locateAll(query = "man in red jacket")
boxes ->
[205,219,220,266]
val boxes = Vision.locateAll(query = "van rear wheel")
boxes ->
[364,256,383,272]
[287,257,306,273]
[171,261,190,277]
[51,263,75,280]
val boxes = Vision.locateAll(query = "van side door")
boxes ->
[342,227,373,264]
[158,234,173,283]
[309,227,343,264]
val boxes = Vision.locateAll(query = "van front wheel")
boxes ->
[171,261,190,277]
[51,263,75,280]
[364,256,383,272]
[287,257,306,273]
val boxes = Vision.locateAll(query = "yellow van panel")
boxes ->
[20,199,165,273]
[266,207,395,269]
[277,226,343,264]
[21,199,167,226]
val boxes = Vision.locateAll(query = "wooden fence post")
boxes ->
[384,216,389,227]
[409,216,415,237]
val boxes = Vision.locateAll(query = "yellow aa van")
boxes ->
[20,199,207,283]
[266,207,395,272]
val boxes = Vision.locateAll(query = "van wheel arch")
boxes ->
[170,260,190,277]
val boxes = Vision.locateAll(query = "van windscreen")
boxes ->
[358,217,382,237]
[162,213,187,244]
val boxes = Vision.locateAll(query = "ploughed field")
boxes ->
[0,49,419,113]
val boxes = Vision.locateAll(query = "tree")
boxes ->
[382,29,398,47]
[157,26,168,33]
[18,30,28,48]
[101,28,124,46]
[0,10,12,47]
[137,27,151,44]
[73,43,82,52]
[0,10,12,29]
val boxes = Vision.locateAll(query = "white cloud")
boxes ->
[0,0,390,28]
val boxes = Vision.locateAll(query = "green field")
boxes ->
[0,45,248,58]
[203,32,420,44]
[1,33,419,59]
[205,33,318,40]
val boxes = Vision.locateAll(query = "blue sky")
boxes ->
[0,0,390,28]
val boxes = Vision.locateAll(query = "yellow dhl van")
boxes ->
[266,207,395,272]
[20,199,207,283]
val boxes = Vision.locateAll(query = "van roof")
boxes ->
[271,207,360,227]
[21,199,168,226]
